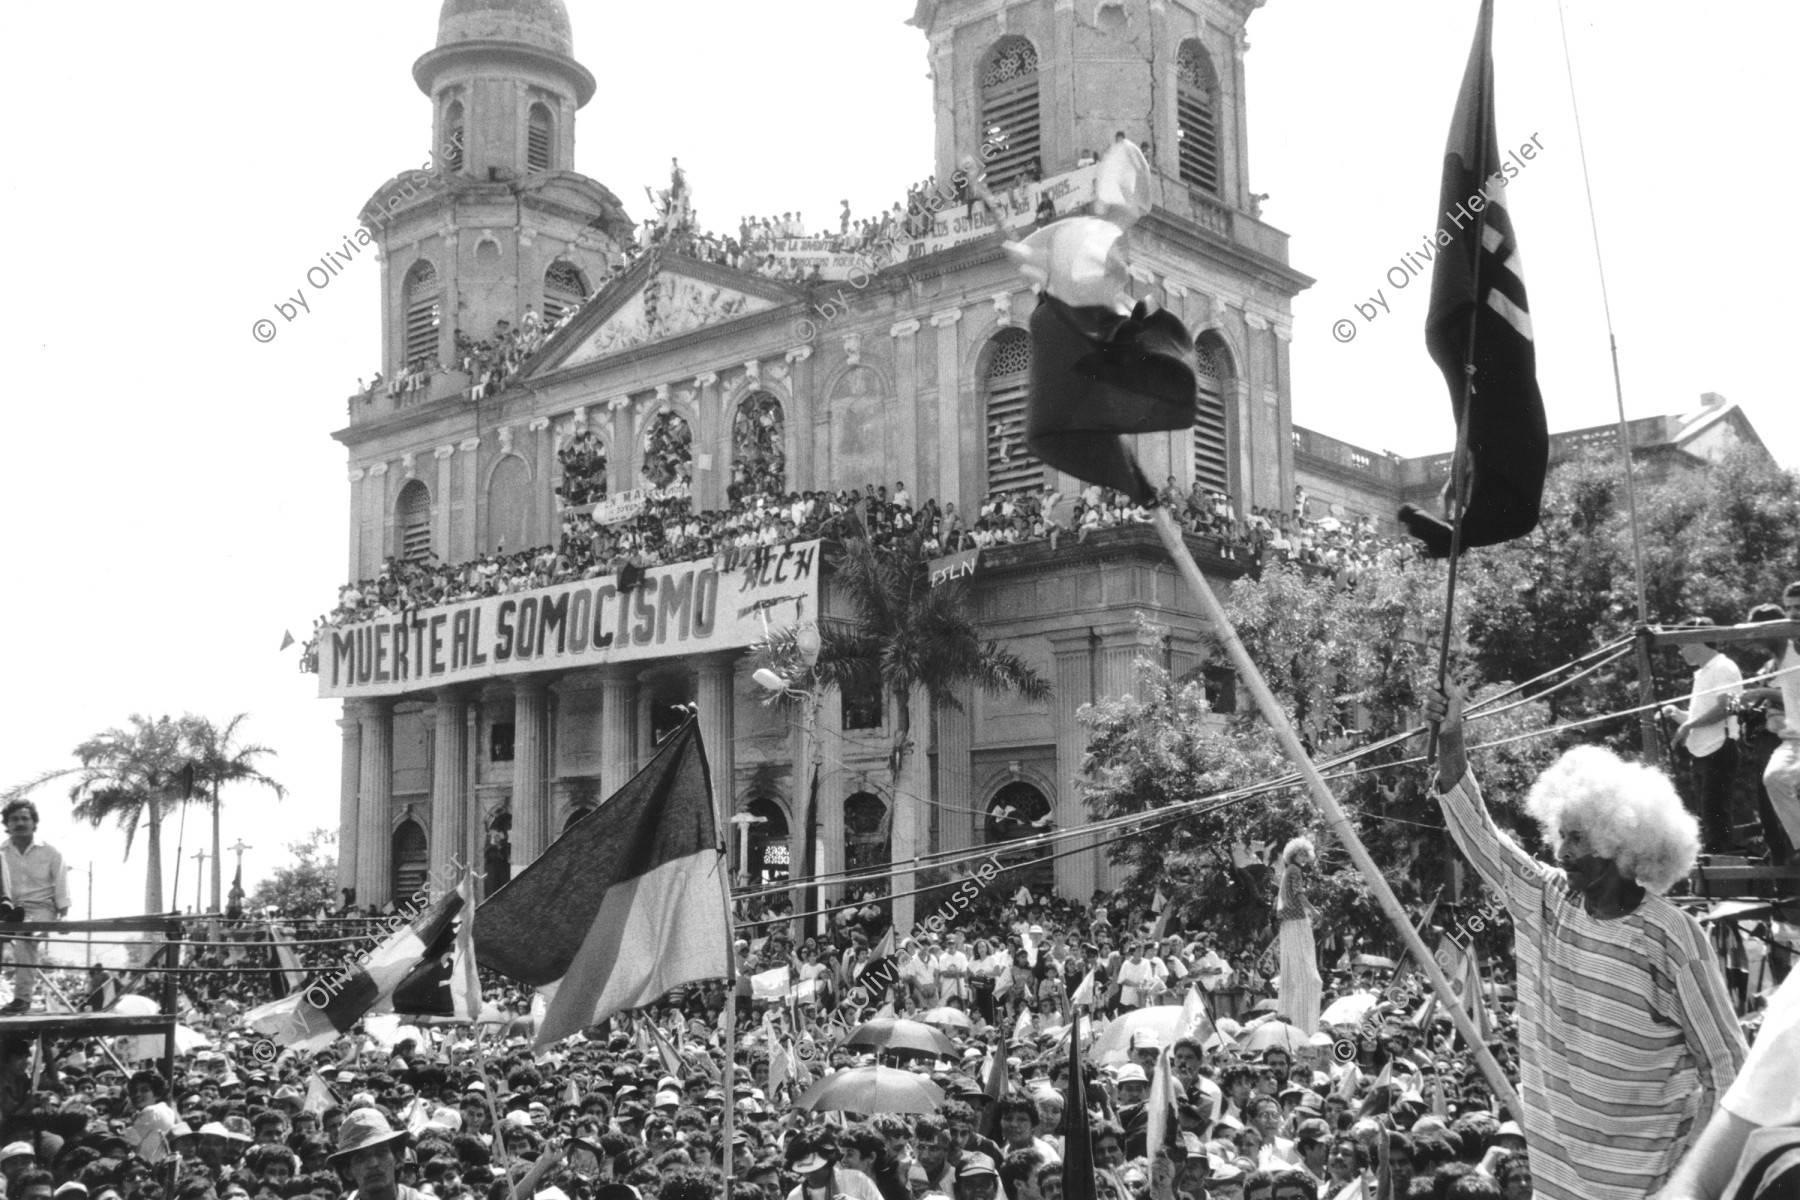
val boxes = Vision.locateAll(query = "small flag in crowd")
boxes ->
[303,1073,337,1115]
[1144,1045,1175,1160]
[245,887,467,1052]
[1063,1002,1098,1200]
[1401,0,1549,557]
[979,1043,1011,1143]
[278,630,295,651]
[472,721,730,1047]
[646,1017,685,1078]
[1176,986,1214,1043]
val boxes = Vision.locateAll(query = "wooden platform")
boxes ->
[1690,859,1800,899]
[0,1012,176,1037]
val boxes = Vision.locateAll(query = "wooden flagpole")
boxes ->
[1148,507,1521,1116]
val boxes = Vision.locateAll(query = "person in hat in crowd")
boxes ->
[1660,616,1745,853]
[329,1108,420,1200]
[785,1137,883,1200]
[0,799,70,1015]
[1424,684,1747,1199]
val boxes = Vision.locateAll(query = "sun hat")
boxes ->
[327,1108,411,1166]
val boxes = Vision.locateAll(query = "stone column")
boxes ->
[890,320,922,498]
[367,463,391,560]
[1049,630,1097,900]
[337,707,362,901]
[1272,319,1295,512]
[783,348,812,493]
[459,436,481,561]
[695,654,739,831]
[931,308,965,509]
[430,688,470,884]
[511,679,550,879]
[1094,623,1158,892]
[693,373,721,508]
[356,700,394,910]
[347,468,367,581]
[929,30,956,180]
[936,684,976,851]
[433,445,455,558]
[529,417,553,546]
[599,666,638,795]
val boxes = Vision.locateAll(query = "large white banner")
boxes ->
[318,542,821,698]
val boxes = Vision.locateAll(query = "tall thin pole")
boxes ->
[86,864,93,970]
[1555,0,1658,760]
[1427,0,1497,762]
[191,852,208,914]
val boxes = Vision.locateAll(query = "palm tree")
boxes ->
[180,714,286,913]
[765,528,1050,931]
[64,715,190,914]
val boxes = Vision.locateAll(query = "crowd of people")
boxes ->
[300,475,1410,674]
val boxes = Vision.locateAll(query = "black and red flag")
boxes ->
[1399,0,1549,558]
[1062,1016,1097,1200]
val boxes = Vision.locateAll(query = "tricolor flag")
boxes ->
[1400,0,1549,558]
[302,1073,337,1115]
[472,721,731,1047]
[1176,985,1214,1043]
[392,877,481,1021]
[646,1017,685,1079]
[245,886,468,1052]
[979,1043,1011,1142]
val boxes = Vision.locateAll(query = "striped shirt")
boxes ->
[1438,771,1747,1200]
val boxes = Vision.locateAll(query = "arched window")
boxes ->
[984,328,1042,496]
[544,260,588,324]
[527,103,555,172]
[981,37,1042,189]
[403,260,441,368]
[744,798,791,887]
[443,100,465,172]
[984,781,1052,843]
[729,391,786,503]
[641,410,693,491]
[556,429,608,506]
[1176,41,1222,195]
[1193,334,1232,496]
[844,792,890,874]
[488,456,530,553]
[391,820,428,902]
[395,479,432,563]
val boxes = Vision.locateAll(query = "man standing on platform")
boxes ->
[0,801,68,1015]
[1661,617,1744,853]
[1424,685,1746,1200]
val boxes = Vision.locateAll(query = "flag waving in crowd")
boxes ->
[472,720,731,1046]
[1400,0,1549,558]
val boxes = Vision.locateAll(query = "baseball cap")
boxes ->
[957,1154,999,1179]
[1294,1118,1331,1144]
[1113,1064,1148,1084]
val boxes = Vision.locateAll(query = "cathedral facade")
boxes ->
[326,0,1310,928]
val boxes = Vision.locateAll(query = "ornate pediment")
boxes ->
[559,264,781,367]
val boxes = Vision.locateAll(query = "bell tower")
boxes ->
[360,0,632,378]
[908,0,1262,211]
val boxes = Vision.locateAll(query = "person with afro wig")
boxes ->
[1273,837,1322,1035]
[1422,685,1746,1200]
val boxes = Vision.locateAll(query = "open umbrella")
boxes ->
[796,1065,944,1114]
[920,1007,973,1031]
[1089,1006,1193,1064]
[1319,993,1380,1028]
[843,1018,957,1058]
[1352,953,1398,970]
[1238,1020,1309,1055]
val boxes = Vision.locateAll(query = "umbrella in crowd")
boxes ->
[1238,1019,1310,1055]
[795,1065,945,1114]
[1089,1005,1190,1063]
[1320,991,1381,1027]
[919,1006,973,1031]
[842,1017,957,1058]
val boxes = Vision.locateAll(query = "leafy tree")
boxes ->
[1083,561,1562,962]
[179,714,286,913]
[248,828,338,918]
[761,530,1050,931]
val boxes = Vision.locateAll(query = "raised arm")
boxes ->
[1424,686,1559,922]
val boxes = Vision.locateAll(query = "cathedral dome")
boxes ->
[435,0,573,58]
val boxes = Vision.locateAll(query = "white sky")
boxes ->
[2,0,1792,932]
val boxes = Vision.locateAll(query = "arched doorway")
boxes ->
[844,792,890,874]
[984,781,1055,894]
[481,807,512,899]
[743,798,791,888]
[391,820,428,903]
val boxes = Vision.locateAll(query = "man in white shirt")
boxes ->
[933,934,971,1003]
[1663,618,1744,854]
[1,801,69,1015]
[1741,583,1800,863]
